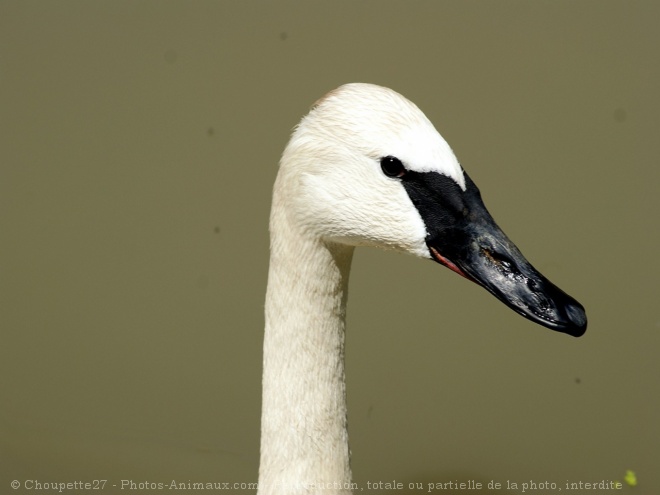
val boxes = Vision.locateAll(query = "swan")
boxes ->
[258,83,586,495]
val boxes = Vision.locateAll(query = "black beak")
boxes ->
[402,170,587,337]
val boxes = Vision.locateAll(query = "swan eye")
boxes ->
[380,156,406,178]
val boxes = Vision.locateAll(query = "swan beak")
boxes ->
[404,171,587,337]
[428,225,587,337]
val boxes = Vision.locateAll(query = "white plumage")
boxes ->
[257,83,586,495]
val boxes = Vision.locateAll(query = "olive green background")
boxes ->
[2,2,658,493]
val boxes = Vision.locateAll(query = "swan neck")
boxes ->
[259,210,354,495]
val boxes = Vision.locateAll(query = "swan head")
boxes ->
[276,83,587,336]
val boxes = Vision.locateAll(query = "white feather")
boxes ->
[259,83,464,495]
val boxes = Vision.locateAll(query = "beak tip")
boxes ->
[564,302,587,337]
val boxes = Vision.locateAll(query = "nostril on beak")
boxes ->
[481,248,513,271]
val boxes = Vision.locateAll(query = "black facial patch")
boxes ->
[401,170,487,245]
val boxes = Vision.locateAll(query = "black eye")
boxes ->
[380,156,406,178]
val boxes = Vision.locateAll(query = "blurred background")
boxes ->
[2,2,658,493]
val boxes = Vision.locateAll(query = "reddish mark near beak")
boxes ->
[429,246,473,282]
